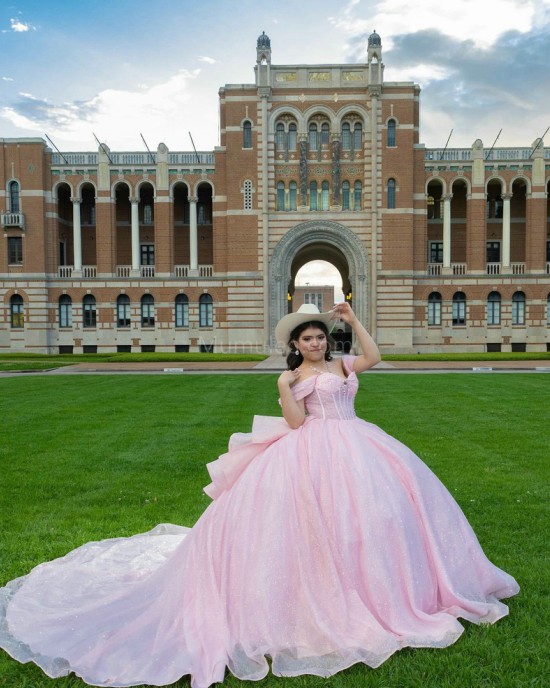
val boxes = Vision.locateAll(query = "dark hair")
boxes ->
[286,320,334,370]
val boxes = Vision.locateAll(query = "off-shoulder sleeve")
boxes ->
[342,354,357,375]
[277,376,316,406]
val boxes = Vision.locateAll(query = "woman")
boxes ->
[0,303,519,688]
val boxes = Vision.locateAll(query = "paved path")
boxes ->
[2,355,549,377]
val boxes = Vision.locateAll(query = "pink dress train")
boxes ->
[0,356,519,687]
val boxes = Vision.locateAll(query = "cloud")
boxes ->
[2,76,14,81]
[0,68,218,150]
[8,17,36,32]
[197,55,216,64]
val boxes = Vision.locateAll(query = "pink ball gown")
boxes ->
[0,356,519,688]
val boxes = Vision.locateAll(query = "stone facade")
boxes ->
[1,32,549,354]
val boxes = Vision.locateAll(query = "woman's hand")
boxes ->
[278,368,301,388]
[330,302,357,325]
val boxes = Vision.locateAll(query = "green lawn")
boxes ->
[0,374,548,688]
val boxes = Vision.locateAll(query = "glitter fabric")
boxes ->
[0,355,519,688]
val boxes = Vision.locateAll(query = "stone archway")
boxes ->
[269,220,369,348]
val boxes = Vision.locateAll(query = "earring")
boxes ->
[294,350,300,356]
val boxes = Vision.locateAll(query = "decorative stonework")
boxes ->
[269,220,369,348]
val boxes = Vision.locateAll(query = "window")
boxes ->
[486,241,501,263]
[199,293,213,327]
[289,181,297,211]
[546,240,550,262]
[308,123,318,150]
[141,244,154,266]
[487,291,501,326]
[243,180,253,210]
[8,237,23,264]
[512,291,525,326]
[276,122,285,150]
[277,181,285,211]
[59,295,72,328]
[243,120,252,148]
[547,294,550,325]
[141,294,155,327]
[143,204,153,225]
[117,294,130,328]
[341,123,351,150]
[304,293,323,310]
[83,294,96,328]
[342,181,350,210]
[353,181,362,210]
[288,123,297,150]
[321,181,329,210]
[8,180,20,212]
[321,122,330,145]
[353,123,362,151]
[10,294,24,328]
[429,241,443,264]
[387,178,396,209]
[309,181,318,211]
[387,119,396,147]
[452,292,466,326]
[175,293,189,328]
[428,292,441,326]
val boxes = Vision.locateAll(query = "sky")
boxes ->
[1,0,549,295]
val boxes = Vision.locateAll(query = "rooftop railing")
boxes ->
[425,147,549,162]
[51,151,215,166]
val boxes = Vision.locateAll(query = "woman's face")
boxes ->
[293,326,327,361]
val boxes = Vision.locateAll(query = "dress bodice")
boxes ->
[292,367,358,421]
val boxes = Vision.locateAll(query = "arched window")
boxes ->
[387,118,396,147]
[243,179,253,210]
[199,293,213,327]
[243,120,252,149]
[10,294,24,328]
[353,181,362,210]
[277,181,285,211]
[321,181,330,210]
[175,293,189,328]
[276,122,285,150]
[512,291,525,326]
[289,181,297,211]
[8,180,20,212]
[83,294,96,328]
[452,292,466,326]
[342,181,350,210]
[59,294,72,328]
[309,181,318,211]
[341,123,351,150]
[321,122,330,145]
[353,122,362,151]
[308,123,318,150]
[288,123,297,150]
[117,294,130,328]
[487,291,501,326]
[428,292,441,326]
[141,294,155,327]
[387,178,396,209]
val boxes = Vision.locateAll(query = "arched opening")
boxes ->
[450,179,467,265]
[56,183,72,268]
[114,183,131,271]
[288,246,355,354]
[197,182,213,265]
[80,182,96,267]
[511,178,527,264]
[426,180,443,268]
[173,182,190,269]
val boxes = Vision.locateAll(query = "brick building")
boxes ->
[1,31,549,354]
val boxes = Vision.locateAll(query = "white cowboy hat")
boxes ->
[274,304,334,349]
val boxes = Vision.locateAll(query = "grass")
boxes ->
[0,374,548,688]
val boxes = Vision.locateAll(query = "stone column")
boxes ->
[298,134,308,209]
[502,192,512,269]
[189,195,198,273]
[71,197,82,275]
[442,194,453,270]
[331,134,341,208]
[130,197,140,275]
